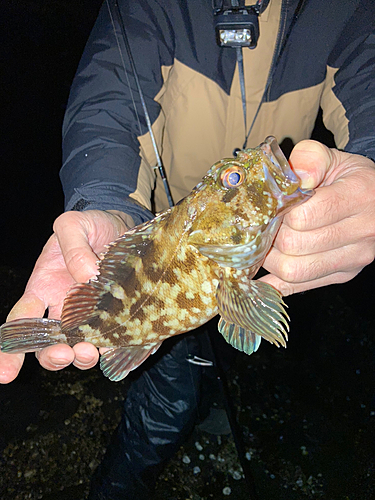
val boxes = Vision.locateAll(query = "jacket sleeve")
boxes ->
[60,0,174,225]
[320,0,375,160]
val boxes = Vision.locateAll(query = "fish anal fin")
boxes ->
[100,342,162,382]
[218,317,261,355]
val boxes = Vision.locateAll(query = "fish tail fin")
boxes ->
[0,318,65,353]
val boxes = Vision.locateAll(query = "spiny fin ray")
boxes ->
[218,318,261,354]
[61,282,103,332]
[216,274,289,349]
[0,318,65,353]
[100,342,162,381]
[97,212,169,283]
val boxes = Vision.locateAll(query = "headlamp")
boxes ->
[213,1,269,49]
[214,7,260,48]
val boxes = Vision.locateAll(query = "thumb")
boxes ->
[6,292,45,322]
[53,213,99,283]
[289,139,333,189]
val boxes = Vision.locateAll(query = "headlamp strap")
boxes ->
[106,0,174,208]
[236,46,248,140]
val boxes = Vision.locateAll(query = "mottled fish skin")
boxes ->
[59,136,311,347]
[0,137,314,380]
[62,208,221,348]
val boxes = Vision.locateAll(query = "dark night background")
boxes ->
[0,1,374,499]
[0,0,103,269]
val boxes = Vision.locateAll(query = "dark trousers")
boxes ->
[88,331,205,500]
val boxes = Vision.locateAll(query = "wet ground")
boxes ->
[0,264,374,500]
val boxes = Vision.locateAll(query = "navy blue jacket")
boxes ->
[61,0,375,223]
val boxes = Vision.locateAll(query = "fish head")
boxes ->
[188,136,314,269]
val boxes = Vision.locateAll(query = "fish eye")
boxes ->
[220,165,245,188]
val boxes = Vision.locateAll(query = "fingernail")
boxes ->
[50,357,71,366]
[294,170,314,189]
[76,358,94,366]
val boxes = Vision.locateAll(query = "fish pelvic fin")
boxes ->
[0,318,66,353]
[216,269,289,352]
[100,342,162,382]
[218,318,261,354]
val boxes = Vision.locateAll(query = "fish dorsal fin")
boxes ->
[97,212,169,283]
[61,213,170,332]
[61,282,103,331]
[218,318,261,355]
[100,343,162,381]
[216,269,289,350]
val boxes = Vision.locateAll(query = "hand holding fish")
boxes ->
[1,138,375,383]
[261,140,375,295]
[1,138,311,382]
[0,210,130,383]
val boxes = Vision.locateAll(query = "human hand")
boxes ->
[261,140,375,296]
[0,210,130,383]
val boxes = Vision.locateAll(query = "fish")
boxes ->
[0,136,313,381]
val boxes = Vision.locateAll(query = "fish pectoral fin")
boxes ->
[100,342,162,382]
[218,318,261,355]
[216,274,289,349]
[0,318,65,353]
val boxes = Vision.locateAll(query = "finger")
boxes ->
[263,242,373,285]
[99,347,111,355]
[284,176,368,231]
[259,269,358,297]
[289,140,333,189]
[53,213,99,283]
[274,214,373,256]
[36,344,75,371]
[6,292,46,322]
[35,343,99,371]
[0,352,25,384]
[72,342,99,370]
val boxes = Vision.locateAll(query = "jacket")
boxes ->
[61,0,375,223]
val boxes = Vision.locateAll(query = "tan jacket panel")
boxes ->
[132,0,348,214]
[320,66,349,149]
